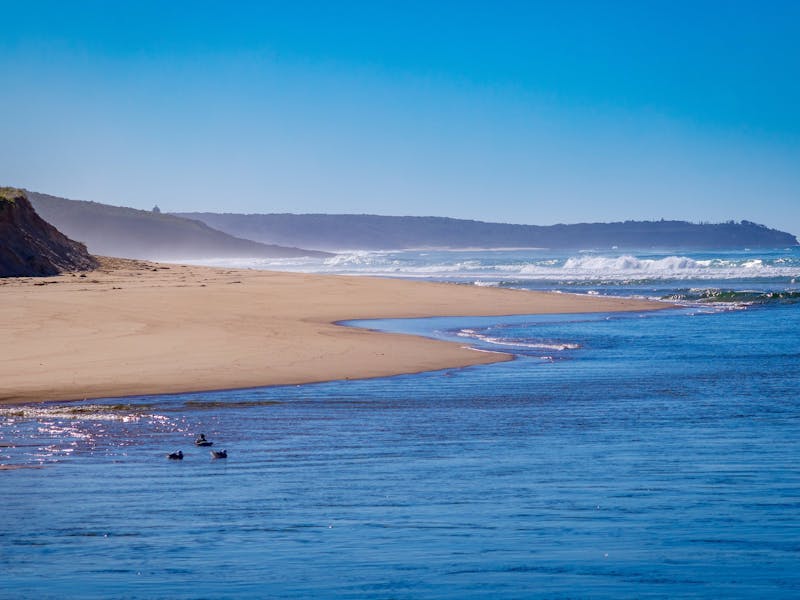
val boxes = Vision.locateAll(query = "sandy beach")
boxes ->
[0,257,664,404]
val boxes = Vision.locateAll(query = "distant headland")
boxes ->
[178,212,797,252]
[5,188,796,265]
[27,191,331,261]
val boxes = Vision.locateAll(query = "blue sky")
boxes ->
[1,1,798,234]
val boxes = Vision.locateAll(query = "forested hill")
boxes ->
[27,192,330,260]
[176,212,798,251]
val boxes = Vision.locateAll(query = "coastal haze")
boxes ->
[178,211,797,251]
[2,2,800,599]
[19,189,800,260]
[27,191,329,260]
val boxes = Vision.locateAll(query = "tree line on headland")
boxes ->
[178,212,797,251]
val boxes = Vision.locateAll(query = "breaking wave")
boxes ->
[178,249,800,283]
[456,328,580,352]
[499,254,800,281]
[663,289,800,305]
[0,403,169,423]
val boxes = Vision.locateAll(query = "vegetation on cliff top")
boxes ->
[0,187,23,203]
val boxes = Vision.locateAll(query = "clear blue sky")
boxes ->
[1,1,798,234]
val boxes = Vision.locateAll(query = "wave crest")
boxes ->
[176,250,800,282]
[456,329,580,352]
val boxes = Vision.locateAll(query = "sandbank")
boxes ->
[0,257,666,404]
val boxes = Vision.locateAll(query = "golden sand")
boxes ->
[0,257,665,404]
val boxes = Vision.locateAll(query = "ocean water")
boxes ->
[2,248,800,598]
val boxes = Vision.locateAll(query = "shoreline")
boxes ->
[0,257,668,405]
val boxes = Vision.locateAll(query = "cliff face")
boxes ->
[0,188,98,277]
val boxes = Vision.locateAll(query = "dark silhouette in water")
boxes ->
[195,434,213,447]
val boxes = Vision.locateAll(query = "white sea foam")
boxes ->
[456,329,580,351]
[0,405,167,423]
[173,250,800,281]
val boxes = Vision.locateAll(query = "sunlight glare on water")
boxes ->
[2,248,800,598]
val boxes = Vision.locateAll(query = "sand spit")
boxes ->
[0,257,665,404]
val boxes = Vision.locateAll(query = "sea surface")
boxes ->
[2,247,800,598]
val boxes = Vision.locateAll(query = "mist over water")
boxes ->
[3,246,800,598]
[176,246,800,287]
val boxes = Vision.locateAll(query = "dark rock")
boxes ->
[0,188,98,278]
